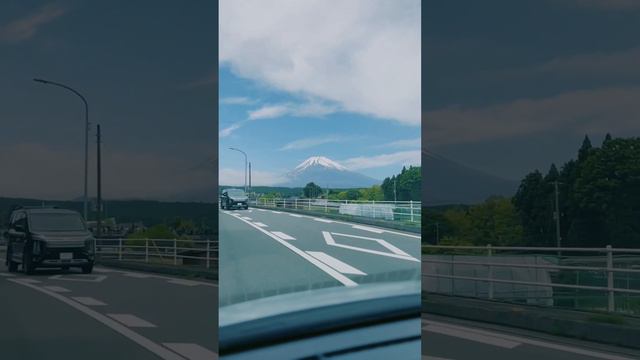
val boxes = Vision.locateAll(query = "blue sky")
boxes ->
[219,0,421,186]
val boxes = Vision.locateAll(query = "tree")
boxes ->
[303,182,322,198]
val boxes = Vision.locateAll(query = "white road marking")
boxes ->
[72,297,107,306]
[253,222,268,227]
[425,323,520,349]
[108,314,157,328]
[241,217,252,220]
[352,225,385,234]
[225,212,357,287]
[424,320,638,360]
[163,343,218,360]
[271,231,296,240]
[167,279,201,286]
[93,267,117,273]
[322,231,419,262]
[49,274,107,282]
[271,211,282,214]
[124,272,153,278]
[42,285,71,293]
[307,251,366,275]
[17,278,41,283]
[313,217,333,223]
[289,213,303,218]
[8,279,185,360]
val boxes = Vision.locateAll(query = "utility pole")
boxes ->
[393,179,397,203]
[96,124,102,238]
[554,180,561,257]
[248,162,252,192]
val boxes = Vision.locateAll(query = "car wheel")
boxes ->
[22,251,35,275]
[81,262,94,274]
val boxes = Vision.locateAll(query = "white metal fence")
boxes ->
[253,198,421,224]
[95,238,217,269]
[423,245,640,314]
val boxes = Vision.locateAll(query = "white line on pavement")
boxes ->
[271,231,296,240]
[17,278,41,283]
[226,213,358,287]
[313,217,333,223]
[271,211,282,214]
[72,297,107,306]
[42,285,71,293]
[49,274,107,282]
[352,225,385,234]
[241,217,252,220]
[124,272,153,278]
[289,213,303,218]
[323,231,419,262]
[253,222,268,227]
[163,343,218,360]
[424,320,638,360]
[8,279,185,360]
[306,251,366,275]
[108,314,157,328]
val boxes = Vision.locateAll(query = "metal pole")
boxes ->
[96,124,102,238]
[607,245,615,312]
[554,181,561,257]
[229,147,248,192]
[33,78,89,220]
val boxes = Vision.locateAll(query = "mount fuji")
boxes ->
[279,156,379,188]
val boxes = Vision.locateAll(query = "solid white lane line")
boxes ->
[306,251,366,275]
[253,222,268,227]
[42,285,71,293]
[313,217,333,223]
[352,225,385,234]
[124,272,153,278]
[108,314,157,328]
[424,323,520,349]
[72,297,107,306]
[163,343,218,360]
[271,231,296,240]
[8,279,185,360]
[18,278,41,283]
[271,211,282,214]
[424,320,638,360]
[289,213,303,218]
[167,279,200,286]
[241,217,252,220]
[229,214,358,287]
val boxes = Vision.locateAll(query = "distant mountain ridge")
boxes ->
[279,156,379,188]
[423,150,518,205]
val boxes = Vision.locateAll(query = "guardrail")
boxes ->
[252,198,421,224]
[423,245,640,314]
[95,238,218,269]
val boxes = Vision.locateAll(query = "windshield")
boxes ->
[226,189,245,197]
[29,213,86,232]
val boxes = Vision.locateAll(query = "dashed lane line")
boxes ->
[313,217,333,223]
[8,279,185,360]
[108,314,157,328]
[306,251,366,276]
[352,225,385,234]
[224,212,357,287]
[163,343,218,360]
[253,222,268,227]
[289,213,303,218]
[271,231,296,240]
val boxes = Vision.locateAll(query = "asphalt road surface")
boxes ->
[0,257,218,360]
[422,314,640,360]
[219,207,421,306]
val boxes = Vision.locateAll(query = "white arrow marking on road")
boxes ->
[72,297,107,306]
[352,225,385,234]
[163,343,218,360]
[108,314,157,328]
[271,231,296,240]
[253,222,268,227]
[307,251,366,275]
[313,218,333,223]
[322,232,419,262]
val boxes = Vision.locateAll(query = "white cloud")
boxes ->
[279,135,348,151]
[219,168,286,186]
[219,123,242,137]
[220,96,255,105]
[0,4,66,43]
[424,87,640,147]
[220,0,420,125]
[341,150,420,170]
[248,105,290,120]
[379,137,421,149]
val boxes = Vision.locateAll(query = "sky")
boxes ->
[0,1,217,201]
[219,0,421,186]
[423,0,640,180]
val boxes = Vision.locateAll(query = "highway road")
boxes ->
[219,207,421,306]
[0,256,218,360]
[422,314,640,360]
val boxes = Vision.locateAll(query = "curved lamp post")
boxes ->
[229,147,248,192]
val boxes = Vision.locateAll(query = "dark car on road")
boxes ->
[4,207,95,274]
[220,188,249,210]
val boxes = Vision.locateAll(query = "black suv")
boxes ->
[220,188,249,210]
[4,207,95,274]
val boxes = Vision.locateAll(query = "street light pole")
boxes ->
[229,147,248,192]
[34,78,89,221]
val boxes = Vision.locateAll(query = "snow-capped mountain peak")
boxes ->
[293,156,348,173]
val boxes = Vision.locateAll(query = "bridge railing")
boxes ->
[252,198,421,224]
[423,244,640,314]
[94,238,218,269]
